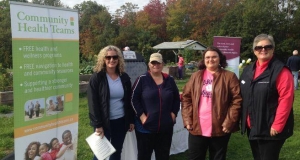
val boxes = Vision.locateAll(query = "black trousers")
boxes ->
[93,117,127,160]
[135,129,173,160]
[188,133,231,160]
[249,139,285,160]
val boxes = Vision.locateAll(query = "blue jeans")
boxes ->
[292,71,299,90]
[93,117,127,160]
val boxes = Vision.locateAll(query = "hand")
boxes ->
[171,112,176,122]
[128,124,134,132]
[67,143,73,150]
[222,127,230,133]
[186,124,193,131]
[140,113,147,124]
[270,128,278,136]
[95,127,104,139]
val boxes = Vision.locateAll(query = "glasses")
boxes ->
[150,61,161,65]
[254,45,273,51]
[105,55,118,60]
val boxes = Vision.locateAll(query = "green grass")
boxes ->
[1,76,300,159]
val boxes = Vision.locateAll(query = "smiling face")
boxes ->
[62,131,72,145]
[105,50,119,70]
[149,61,163,74]
[39,144,48,155]
[51,139,60,150]
[204,51,220,71]
[28,144,38,159]
[254,39,274,63]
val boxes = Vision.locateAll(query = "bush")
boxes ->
[0,64,13,91]
[79,56,97,75]
[0,105,13,114]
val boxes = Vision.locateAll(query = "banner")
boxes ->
[10,2,79,160]
[213,36,241,77]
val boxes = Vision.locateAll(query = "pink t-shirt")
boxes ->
[198,70,213,137]
[41,152,52,160]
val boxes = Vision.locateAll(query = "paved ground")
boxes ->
[0,112,13,118]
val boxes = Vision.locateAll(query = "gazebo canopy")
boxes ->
[153,40,207,51]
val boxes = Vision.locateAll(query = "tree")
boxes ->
[76,1,117,59]
[31,0,64,7]
[0,0,12,68]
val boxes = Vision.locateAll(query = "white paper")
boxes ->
[86,133,116,160]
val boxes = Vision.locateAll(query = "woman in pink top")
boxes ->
[181,46,242,160]
[177,54,184,79]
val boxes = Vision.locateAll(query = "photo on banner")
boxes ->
[9,2,79,160]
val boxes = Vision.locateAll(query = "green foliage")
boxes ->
[0,64,13,91]
[0,105,13,114]
[79,56,96,74]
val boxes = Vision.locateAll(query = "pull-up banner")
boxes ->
[10,2,79,159]
[213,36,241,77]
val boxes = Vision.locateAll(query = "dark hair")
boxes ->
[62,130,71,139]
[41,143,50,151]
[49,138,58,149]
[178,53,182,57]
[24,141,41,160]
[198,46,227,70]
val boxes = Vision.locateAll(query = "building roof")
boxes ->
[153,40,207,50]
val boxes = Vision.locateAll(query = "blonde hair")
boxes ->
[93,45,125,74]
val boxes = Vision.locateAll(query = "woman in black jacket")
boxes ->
[87,45,134,160]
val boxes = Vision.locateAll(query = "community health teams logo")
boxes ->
[70,17,74,26]
[10,4,79,39]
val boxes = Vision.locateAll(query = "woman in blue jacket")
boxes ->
[131,53,180,160]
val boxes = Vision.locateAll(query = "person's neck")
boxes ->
[206,67,219,74]
[150,72,162,78]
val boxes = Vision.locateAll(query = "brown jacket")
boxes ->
[181,69,242,136]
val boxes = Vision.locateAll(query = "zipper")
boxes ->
[158,84,162,132]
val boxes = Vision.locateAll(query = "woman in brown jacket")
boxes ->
[181,46,242,160]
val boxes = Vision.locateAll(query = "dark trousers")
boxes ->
[249,139,285,160]
[178,66,183,79]
[135,129,173,160]
[93,117,127,160]
[188,133,231,160]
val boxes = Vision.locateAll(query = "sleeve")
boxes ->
[272,67,294,132]
[222,73,242,130]
[87,74,103,128]
[125,77,135,124]
[286,57,290,67]
[131,76,145,118]
[181,73,195,127]
[170,77,180,117]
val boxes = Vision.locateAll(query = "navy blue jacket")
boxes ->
[131,71,180,132]
[286,55,300,71]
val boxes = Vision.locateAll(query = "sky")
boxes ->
[59,0,164,13]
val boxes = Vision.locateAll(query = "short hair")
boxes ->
[252,34,275,50]
[199,46,227,70]
[41,143,50,151]
[62,130,71,139]
[93,45,125,74]
[293,50,298,55]
[178,53,182,57]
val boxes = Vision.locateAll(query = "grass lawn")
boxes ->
[1,70,300,159]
